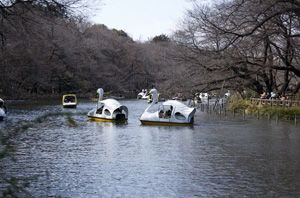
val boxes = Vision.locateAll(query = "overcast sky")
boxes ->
[90,0,198,41]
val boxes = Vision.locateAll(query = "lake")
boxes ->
[1,99,300,197]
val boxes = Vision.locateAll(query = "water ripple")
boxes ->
[1,99,300,197]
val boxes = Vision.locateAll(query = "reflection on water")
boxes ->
[1,99,300,197]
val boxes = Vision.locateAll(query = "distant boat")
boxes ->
[199,93,211,100]
[87,88,128,122]
[224,91,231,98]
[194,93,202,104]
[91,97,98,102]
[0,98,7,120]
[137,89,148,100]
[91,95,107,101]
[108,94,125,100]
[62,94,77,108]
[172,93,187,101]
[140,89,196,126]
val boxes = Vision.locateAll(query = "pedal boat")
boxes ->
[62,94,77,108]
[140,89,196,126]
[87,88,128,122]
[0,98,7,120]
[137,89,148,100]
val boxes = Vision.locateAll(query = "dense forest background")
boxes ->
[1,0,300,99]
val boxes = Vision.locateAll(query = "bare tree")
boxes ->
[0,0,101,46]
[173,0,300,95]
[0,0,102,97]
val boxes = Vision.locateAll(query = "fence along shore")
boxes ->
[250,98,300,108]
[188,98,299,125]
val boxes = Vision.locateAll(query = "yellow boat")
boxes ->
[91,97,98,102]
[62,94,77,108]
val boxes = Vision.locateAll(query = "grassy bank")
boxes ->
[226,93,300,120]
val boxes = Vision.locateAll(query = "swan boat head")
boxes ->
[88,88,128,122]
[140,89,196,126]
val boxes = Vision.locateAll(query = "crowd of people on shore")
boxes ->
[260,92,288,100]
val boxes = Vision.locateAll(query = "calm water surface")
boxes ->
[1,99,300,197]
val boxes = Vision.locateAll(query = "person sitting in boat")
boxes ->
[96,104,103,114]
[159,110,164,118]
[194,93,201,103]
[162,111,169,119]
[162,106,173,119]
[166,106,173,117]
[64,96,73,103]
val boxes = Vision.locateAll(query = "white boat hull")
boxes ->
[63,102,77,108]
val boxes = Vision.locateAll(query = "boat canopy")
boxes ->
[100,99,128,118]
[163,100,195,117]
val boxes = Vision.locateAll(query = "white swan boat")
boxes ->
[137,89,148,100]
[199,93,211,100]
[0,98,7,120]
[87,88,128,122]
[140,89,196,126]
[62,94,77,108]
[224,90,231,98]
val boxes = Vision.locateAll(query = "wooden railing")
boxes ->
[250,98,300,108]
